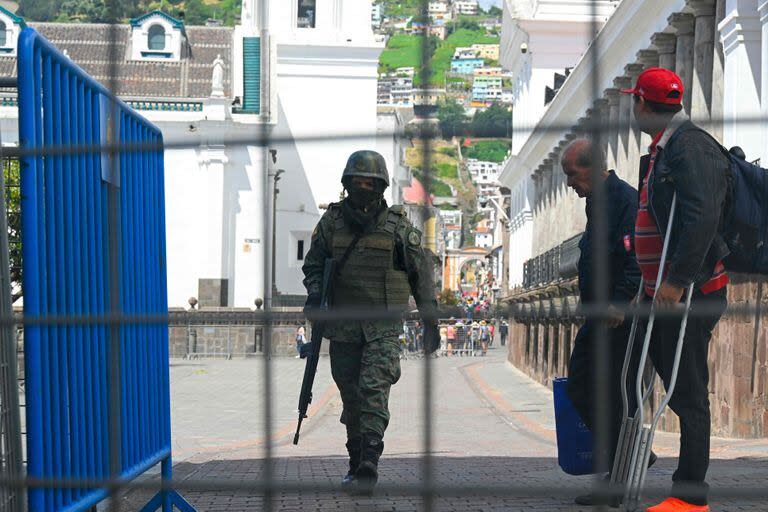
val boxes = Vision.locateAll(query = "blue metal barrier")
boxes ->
[17,28,195,512]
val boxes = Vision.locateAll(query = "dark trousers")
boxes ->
[567,320,638,473]
[644,287,727,505]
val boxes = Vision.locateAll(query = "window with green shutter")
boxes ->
[242,37,261,114]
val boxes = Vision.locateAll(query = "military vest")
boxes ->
[330,206,411,310]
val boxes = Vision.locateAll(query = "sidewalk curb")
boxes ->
[460,360,557,446]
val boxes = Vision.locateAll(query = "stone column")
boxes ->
[669,12,696,114]
[710,0,726,142]
[532,167,543,211]
[760,0,768,163]
[542,157,553,204]
[719,3,762,157]
[652,32,677,71]
[687,0,717,127]
[555,139,569,191]
[575,117,589,140]
[593,99,610,172]
[198,144,230,304]
[548,151,559,199]
[614,76,632,174]
[625,63,645,174]
[637,48,660,70]
[585,107,599,138]
[604,88,620,171]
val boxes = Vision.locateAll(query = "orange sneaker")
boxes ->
[646,497,709,512]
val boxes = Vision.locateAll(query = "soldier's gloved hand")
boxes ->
[303,293,322,321]
[423,322,440,354]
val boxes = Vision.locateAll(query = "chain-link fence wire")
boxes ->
[0,0,765,509]
[0,150,23,511]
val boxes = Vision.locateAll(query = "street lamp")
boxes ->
[271,168,285,298]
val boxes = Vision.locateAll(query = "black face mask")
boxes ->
[346,184,383,211]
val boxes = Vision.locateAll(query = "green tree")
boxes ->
[3,159,21,302]
[488,6,503,17]
[470,103,511,138]
[180,0,212,25]
[458,18,481,31]
[19,0,63,20]
[437,99,468,139]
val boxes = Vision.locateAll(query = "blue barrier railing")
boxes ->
[17,28,195,512]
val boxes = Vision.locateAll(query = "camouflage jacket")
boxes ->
[302,200,437,342]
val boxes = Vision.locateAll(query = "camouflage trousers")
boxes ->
[329,335,402,440]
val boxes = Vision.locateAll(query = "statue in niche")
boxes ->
[211,54,225,98]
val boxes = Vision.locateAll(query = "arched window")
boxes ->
[0,21,7,47]
[148,24,165,50]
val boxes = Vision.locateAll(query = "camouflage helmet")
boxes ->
[341,150,389,188]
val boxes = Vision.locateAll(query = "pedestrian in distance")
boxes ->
[488,320,495,347]
[560,137,646,507]
[301,150,439,494]
[295,325,307,359]
[439,323,448,354]
[499,319,508,347]
[470,321,480,356]
[479,320,489,355]
[619,67,730,512]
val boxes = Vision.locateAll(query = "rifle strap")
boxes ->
[336,231,363,277]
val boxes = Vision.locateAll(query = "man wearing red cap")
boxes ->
[621,68,731,512]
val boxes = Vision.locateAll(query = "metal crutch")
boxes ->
[611,280,663,488]
[611,194,695,510]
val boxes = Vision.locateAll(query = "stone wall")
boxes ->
[168,308,324,358]
[506,277,768,439]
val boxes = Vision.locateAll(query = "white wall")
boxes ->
[271,40,383,295]
[268,0,377,44]
[159,121,267,308]
[376,111,410,206]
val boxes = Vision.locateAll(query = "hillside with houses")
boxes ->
[374,0,511,307]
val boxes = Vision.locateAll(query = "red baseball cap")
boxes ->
[620,67,683,105]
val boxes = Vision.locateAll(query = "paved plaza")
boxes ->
[122,346,768,511]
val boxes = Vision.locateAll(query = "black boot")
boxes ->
[354,434,384,495]
[341,438,361,489]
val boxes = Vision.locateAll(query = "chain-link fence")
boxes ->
[0,0,765,511]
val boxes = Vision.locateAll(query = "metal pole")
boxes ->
[271,169,284,299]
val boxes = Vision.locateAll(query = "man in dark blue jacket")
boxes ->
[562,138,644,506]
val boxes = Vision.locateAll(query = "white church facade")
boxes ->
[0,0,384,308]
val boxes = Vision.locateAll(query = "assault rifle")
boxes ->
[293,258,336,445]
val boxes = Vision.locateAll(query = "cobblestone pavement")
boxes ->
[121,346,768,511]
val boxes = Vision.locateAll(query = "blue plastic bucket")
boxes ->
[553,377,594,475]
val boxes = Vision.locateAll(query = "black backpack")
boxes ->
[667,128,768,274]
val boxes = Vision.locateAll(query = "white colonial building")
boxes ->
[499,0,618,286]
[0,0,385,307]
[498,0,768,440]
[499,0,768,289]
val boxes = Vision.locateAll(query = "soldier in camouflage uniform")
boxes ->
[302,150,438,492]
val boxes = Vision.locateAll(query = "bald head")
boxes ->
[560,138,608,198]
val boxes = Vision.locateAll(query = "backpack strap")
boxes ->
[665,123,731,160]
